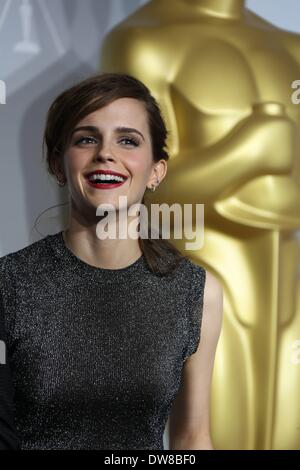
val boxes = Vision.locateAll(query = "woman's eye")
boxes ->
[74,136,139,147]
[75,136,98,145]
[119,137,139,146]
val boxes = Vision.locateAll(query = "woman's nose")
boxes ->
[94,141,115,161]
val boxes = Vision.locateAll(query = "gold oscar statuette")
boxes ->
[100,0,300,450]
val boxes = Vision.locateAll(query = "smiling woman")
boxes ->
[0,72,222,451]
[42,72,189,275]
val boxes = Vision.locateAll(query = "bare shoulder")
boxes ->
[186,259,223,332]
[184,259,223,332]
[188,267,223,363]
[199,269,223,354]
[203,270,223,319]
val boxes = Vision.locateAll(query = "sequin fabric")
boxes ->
[0,231,206,450]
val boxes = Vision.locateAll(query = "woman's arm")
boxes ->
[168,270,223,450]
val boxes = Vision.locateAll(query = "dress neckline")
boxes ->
[47,230,146,279]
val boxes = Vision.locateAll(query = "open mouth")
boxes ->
[85,173,128,189]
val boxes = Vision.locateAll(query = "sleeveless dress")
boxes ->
[0,231,206,450]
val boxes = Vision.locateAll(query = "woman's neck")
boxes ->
[181,0,245,19]
[63,224,142,270]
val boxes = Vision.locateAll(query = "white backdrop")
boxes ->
[0,0,299,450]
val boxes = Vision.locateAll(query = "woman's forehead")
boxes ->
[76,99,148,128]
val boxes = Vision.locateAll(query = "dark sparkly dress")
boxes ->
[0,231,206,450]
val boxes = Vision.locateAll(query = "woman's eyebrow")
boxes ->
[71,126,98,136]
[115,126,145,141]
[71,125,145,141]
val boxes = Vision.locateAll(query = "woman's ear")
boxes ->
[50,155,65,181]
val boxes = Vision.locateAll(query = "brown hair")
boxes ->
[39,72,188,276]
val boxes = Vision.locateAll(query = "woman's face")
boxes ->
[62,97,162,221]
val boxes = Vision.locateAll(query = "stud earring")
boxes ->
[151,178,160,192]
[56,176,66,187]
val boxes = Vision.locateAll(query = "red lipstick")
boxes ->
[85,169,128,190]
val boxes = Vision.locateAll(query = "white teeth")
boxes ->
[87,174,126,183]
